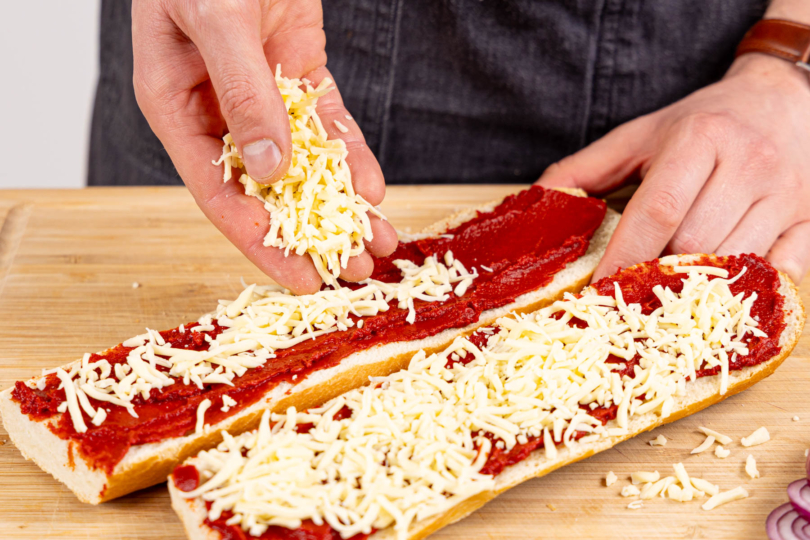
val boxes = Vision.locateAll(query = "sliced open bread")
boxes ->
[168,253,805,540]
[0,187,619,504]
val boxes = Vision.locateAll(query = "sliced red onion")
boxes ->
[768,503,805,540]
[789,480,810,520]
[793,515,810,540]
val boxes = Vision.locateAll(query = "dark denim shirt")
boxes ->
[88,0,768,187]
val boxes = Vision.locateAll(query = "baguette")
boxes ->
[168,253,805,540]
[0,187,619,504]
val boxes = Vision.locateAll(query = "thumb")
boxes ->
[185,2,292,184]
[536,115,656,193]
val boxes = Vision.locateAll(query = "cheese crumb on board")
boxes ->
[632,471,660,485]
[621,485,641,497]
[174,265,771,539]
[132,282,140,289]
[649,435,667,446]
[715,446,730,458]
[691,435,715,454]
[214,67,384,285]
[745,454,760,478]
[606,471,618,487]
[640,476,676,499]
[793,416,800,421]
[741,427,770,447]
[627,500,644,510]
[702,486,748,511]
[691,477,720,496]
[698,426,733,445]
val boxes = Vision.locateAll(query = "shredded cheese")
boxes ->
[690,477,720,496]
[745,454,760,478]
[741,427,770,447]
[221,395,237,413]
[621,485,640,497]
[698,427,732,445]
[606,471,618,487]
[702,486,748,510]
[649,435,667,446]
[214,67,385,285]
[632,471,660,485]
[45,252,478,433]
[715,446,730,458]
[691,435,715,454]
[196,399,212,435]
[627,500,644,510]
[176,266,771,539]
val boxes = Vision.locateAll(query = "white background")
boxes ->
[0,1,100,188]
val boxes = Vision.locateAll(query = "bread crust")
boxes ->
[167,255,805,540]
[0,188,617,504]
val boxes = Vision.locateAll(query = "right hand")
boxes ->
[132,0,398,294]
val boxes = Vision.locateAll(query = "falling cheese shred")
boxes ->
[36,252,478,434]
[214,66,384,285]
[177,265,773,539]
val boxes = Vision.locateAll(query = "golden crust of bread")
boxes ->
[168,256,805,540]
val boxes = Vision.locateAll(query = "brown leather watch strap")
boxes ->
[736,18,810,69]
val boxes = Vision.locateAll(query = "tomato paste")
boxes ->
[11,186,606,474]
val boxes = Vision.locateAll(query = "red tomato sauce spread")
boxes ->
[11,187,606,474]
[173,253,787,540]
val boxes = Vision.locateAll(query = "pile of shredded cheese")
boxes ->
[179,263,770,539]
[36,252,478,434]
[214,66,383,285]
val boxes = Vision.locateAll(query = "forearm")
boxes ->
[765,0,810,24]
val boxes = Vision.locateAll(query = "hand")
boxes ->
[537,54,810,284]
[132,0,397,294]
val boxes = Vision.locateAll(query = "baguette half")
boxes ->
[0,188,620,504]
[168,253,805,540]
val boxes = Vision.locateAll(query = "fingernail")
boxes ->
[242,139,282,181]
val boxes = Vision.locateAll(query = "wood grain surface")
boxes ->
[0,186,806,540]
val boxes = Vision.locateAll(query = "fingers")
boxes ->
[667,158,767,256]
[339,251,374,282]
[536,116,655,193]
[183,134,322,295]
[365,215,399,258]
[591,123,718,281]
[766,220,810,284]
[715,197,789,257]
[183,1,292,184]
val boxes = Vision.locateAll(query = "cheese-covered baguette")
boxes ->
[0,187,619,504]
[168,253,805,540]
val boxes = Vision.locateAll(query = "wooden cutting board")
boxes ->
[0,186,807,540]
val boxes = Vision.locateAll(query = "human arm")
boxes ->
[131,0,397,294]
[538,0,810,284]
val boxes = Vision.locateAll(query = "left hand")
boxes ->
[537,53,810,284]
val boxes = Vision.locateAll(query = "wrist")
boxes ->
[727,49,810,94]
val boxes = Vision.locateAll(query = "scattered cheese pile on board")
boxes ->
[178,263,769,539]
[615,463,748,509]
[214,66,382,285]
[36,252,478,434]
